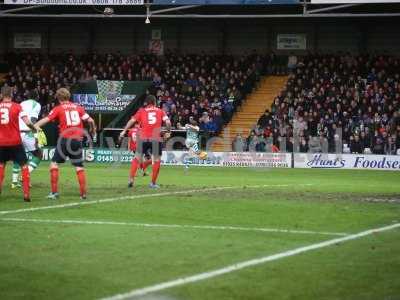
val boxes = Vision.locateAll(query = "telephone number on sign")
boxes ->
[96,155,133,163]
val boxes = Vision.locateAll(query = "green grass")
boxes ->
[0,164,399,300]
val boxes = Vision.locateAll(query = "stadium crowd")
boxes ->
[248,54,400,155]
[2,51,269,135]
[3,51,400,155]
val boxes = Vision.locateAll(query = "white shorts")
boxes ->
[21,132,37,152]
[185,139,199,153]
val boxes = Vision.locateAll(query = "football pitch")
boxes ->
[0,164,399,300]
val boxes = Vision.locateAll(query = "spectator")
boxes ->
[373,138,385,154]
[350,135,364,154]
[232,134,246,152]
[262,54,400,155]
[3,51,261,130]
[299,138,309,153]
[257,110,272,128]
[287,53,298,72]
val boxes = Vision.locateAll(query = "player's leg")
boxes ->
[129,141,145,188]
[184,140,191,169]
[13,145,31,202]
[48,161,60,199]
[149,141,162,188]
[129,154,143,187]
[28,149,42,174]
[23,132,42,174]
[11,161,21,188]
[141,153,152,176]
[192,141,201,156]
[47,138,67,199]
[129,151,139,185]
[69,139,86,199]
[0,162,5,194]
[0,148,6,194]
[75,166,86,200]
[11,132,25,188]
[191,141,207,160]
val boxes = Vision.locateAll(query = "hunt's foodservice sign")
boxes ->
[294,153,400,171]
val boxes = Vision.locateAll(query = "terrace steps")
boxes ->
[211,75,288,152]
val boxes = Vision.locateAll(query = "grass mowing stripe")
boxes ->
[100,222,400,300]
[0,183,313,215]
[0,217,348,236]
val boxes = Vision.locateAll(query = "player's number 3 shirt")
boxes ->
[0,102,28,147]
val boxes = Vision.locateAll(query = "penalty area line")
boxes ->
[100,222,400,300]
[0,183,313,216]
[0,217,348,237]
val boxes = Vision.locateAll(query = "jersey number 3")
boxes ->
[0,108,10,125]
[65,110,81,126]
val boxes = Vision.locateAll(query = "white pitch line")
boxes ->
[100,222,400,300]
[0,217,348,237]
[0,183,313,216]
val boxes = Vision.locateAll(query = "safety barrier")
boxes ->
[40,148,400,171]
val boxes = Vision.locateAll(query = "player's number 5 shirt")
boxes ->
[132,105,169,141]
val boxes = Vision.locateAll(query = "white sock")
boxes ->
[12,173,19,183]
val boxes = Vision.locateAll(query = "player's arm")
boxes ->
[82,113,96,136]
[87,117,97,135]
[35,107,58,129]
[163,116,172,139]
[34,117,50,129]
[31,104,41,124]
[176,123,185,130]
[22,115,40,132]
[127,136,132,151]
[187,124,200,132]
[119,117,136,140]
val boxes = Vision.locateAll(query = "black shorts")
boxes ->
[52,138,84,167]
[0,145,28,165]
[136,139,163,157]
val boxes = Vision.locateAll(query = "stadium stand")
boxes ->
[251,54,400,155]
[0,73,6,86]
[2,51,261,135]
[212,75,287,151]
[4,51,400,155]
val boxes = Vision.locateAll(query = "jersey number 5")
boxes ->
[147,112,156,125]
[65,110,81,126]
[0,108,10,125]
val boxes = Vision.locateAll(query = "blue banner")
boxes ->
[72,80,140,113]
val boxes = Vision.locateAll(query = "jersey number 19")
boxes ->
[65,110,80,126]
